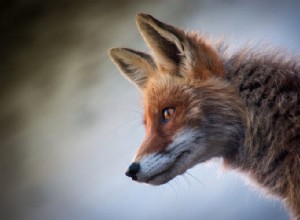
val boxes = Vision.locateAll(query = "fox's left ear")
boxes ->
[109,48,156,89]
[136,13,224,79]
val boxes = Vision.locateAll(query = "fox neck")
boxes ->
[190,77,248,163]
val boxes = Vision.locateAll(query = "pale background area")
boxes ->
[1,1,299,220]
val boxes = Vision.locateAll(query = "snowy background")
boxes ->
[1,1,300,220]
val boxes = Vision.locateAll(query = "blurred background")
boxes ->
[1,0,299,220]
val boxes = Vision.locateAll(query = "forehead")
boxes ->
[143,74,189,108]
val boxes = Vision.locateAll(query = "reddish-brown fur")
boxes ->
[109,14,300,219]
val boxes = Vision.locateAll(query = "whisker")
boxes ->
[168,181,179,196]
[186,172,206,188]
[112,117,143,133]
[182,174,192,194]
[158,184,166,195]
[122,108,142,115]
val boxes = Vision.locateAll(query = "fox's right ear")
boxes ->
[109,48,156,89]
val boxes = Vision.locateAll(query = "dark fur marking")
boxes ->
[267,150,290,176]
[117,58,135,74]
[144,23,181,64]
[239,66,260,92]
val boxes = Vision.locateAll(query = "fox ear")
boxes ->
[136,13,224,78]
[109,48,156,89]
[136,13,188,73]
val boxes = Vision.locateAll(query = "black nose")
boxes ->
[125,162,140,180]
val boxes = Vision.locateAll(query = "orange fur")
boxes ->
[109,14,300,219]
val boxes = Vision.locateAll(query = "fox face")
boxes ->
[132,76,212,185]
[109,14,245,185]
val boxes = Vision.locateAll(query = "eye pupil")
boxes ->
[162,107,175,122]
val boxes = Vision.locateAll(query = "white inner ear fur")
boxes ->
[109,48,154,89]
[151,24,194,64]
[121,59,149,86]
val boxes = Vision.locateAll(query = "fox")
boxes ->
[109,14,300,219]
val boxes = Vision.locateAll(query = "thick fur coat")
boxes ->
[109,14,300,219]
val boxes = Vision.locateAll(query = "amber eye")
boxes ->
[162,107,175,122]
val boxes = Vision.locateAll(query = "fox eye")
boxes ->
[162,107,175,122]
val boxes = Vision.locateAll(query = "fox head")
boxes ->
[109,14,246,185]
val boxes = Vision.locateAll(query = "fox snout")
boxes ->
[123,129,212,185]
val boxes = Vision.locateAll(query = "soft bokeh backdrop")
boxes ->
[1,1,300,220]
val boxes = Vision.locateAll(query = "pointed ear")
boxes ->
[136,13,187,72]
[109,48,156,89]
[136,13,224,78]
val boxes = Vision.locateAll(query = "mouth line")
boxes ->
[145,150,191,184]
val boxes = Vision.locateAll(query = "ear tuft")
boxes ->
[109,48,155,89]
